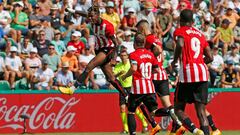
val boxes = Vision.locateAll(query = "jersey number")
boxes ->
[140,62,152,79]
[191,37,200,58]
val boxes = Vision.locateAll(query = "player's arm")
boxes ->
[203,45,213,64]
[110,35,122,54]
[121,60,137,81]
[152,43,162,57]
[171,36,183,68]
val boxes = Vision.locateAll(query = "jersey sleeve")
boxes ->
[129,53,138,65]
[173,29,184,41]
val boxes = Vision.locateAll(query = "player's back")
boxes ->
[174,26,209,83]
[129,48,158,94]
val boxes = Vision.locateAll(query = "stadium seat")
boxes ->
[0,80,11,90]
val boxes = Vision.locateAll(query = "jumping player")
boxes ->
[121,33,161,135]
[136,20,185,135]
[74,6,128,98]
[171,9,213,135]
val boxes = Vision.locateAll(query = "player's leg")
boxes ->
[101,63,128,97]
[139,103,158,128]
[174,83,204,135]
[127,94,141,135]
[75,51,106,85]
[206,110,221,135]
[194,102,210,135]
[194,82,210,135]
[143,94,161,135]
[119,92,128,134]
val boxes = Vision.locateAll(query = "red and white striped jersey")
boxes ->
[145,34,168,81]
[174,26,209,83]
[91,19,115,50]
[129,48,158,94]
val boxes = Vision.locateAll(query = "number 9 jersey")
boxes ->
[174,26,209,83]
[129,48,158,94]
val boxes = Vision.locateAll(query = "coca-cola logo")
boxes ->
[0,97,80,130]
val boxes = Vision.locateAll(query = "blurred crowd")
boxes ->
[0,0,239,90]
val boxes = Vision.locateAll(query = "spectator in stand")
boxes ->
[120,8,137,30]
[67,31,85,56]
[0,55,8,81]
[120,30,134,54]
[29,3,43,39]
[22,0,33,15]
[32,59,54,90]
[222,6,240,29]
[53,61,74,90]
[208,47,225,87]
[101,1,121,31]
[5,46,28,90]
[123,0,140,13]
[42,43,61,73]
[202,21,216,48]
[39,16,54,41]
[212,19,234,56]
[32,30,51,57]
[10,1,29,40]
[78,45,98,89]
[93,67,115,90]
[61,46,80,79]
[156,2,173,45]
[38,0,52,16]
[0,0,17,40]
[136,2,156,32]
[70,6,86,31]
[50,4,65,31]
[234,18,240,47]
[225,45,240,71]
[24,47,42,88]
[220,60,240,88]
[75,0,92,13]
[19,36,34,60]
[52,30,66,56]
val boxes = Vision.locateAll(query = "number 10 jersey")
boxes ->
[174,26,209,83]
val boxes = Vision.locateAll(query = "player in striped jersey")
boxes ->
[74,6,128,97]
[121,33,161,135]
[171,9,213,135]
[136,20,185,135]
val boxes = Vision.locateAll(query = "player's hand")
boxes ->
[121,75,126,81]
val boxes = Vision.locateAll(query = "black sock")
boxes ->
[139,104,157,128]
[207,115,217,131]
[155,108,169,117]
[109,79,127,97]
[182,118,196,133]
[171,120,181,133]
[128,113,136,135]
[200,126,210,135]
[78,70,89,83]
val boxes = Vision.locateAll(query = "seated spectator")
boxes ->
[39,16,54,41]
[220,60,240,88]
[208,47,224,87]
[52,30,66,56]
[120,8,137,30]
[5,46,28,89]
[53,61,74,90]
[93,67,115,90]
[0,55,8,81]
[222,6,240,29]
[79,46,98,89]
[61,46,80,78]
[29,4,43,32]
[201,21,216,48]
[19,36,34,60]
[120,30,134,54]
[24,47,42,88]
[32,59,54,90]
[67,31,85,56]
[50,4,65,30]
[22,0,33,15]
[225,44,240,71]
[10,1,29,37]
[32,30,51,57]
[212,19,234,56]
[234,18,240,47]
[38,0,52,16]
[101,1,120,31]
[42,44,61,72]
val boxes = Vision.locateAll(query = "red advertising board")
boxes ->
[0,92,240,134]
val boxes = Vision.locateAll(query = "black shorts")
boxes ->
[128,93,158,113]
[174,82,208,104]
[95,47,116,66]
[119,87,131,106]
[153,80,170,97]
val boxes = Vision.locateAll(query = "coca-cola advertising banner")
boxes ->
[0,92,240,134]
